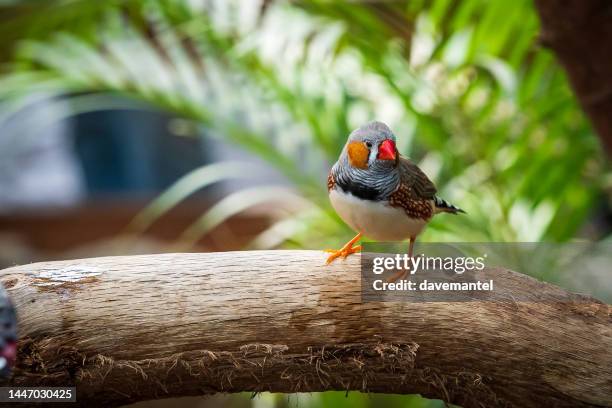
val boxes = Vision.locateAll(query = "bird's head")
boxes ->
[343,121,398,171]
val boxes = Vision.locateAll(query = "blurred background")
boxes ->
[0,0,610,407]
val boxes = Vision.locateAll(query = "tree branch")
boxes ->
[0,251,610,407]
[534,0,612,153]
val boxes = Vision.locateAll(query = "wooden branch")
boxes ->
[534,0,612,154]
[0,251,610,407]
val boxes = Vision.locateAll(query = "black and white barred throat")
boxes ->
[332,156,400,201]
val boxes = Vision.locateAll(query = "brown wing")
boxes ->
[397,157,437,199]
[388,157,437,220]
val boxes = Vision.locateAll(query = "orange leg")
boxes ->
[387,237,415,283]
[324,232,363,264]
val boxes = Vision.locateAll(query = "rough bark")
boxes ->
[0,251,610,407]
[535,0,612,153]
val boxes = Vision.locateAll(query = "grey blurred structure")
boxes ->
[0,94,291,266]
[0,95,85,213]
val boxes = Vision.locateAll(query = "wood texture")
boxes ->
[0,251,610,407]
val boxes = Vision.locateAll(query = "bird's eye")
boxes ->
[365,141,373,148]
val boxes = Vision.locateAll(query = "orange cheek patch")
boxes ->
[347,141,369,169]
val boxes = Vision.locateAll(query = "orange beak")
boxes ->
[377,139,396,161]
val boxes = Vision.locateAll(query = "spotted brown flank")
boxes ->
[388,183,433,220]
[327,172,335,192]
[384,157,436,219]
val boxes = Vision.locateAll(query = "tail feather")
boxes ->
[434,196,465,214]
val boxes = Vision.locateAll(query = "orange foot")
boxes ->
[324,232,362,264]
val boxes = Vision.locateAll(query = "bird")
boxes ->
[325,121,464,279]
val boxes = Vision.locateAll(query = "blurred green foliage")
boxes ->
[0,0,607,247]
[258,392,447,408]
[0,0,607,250]
[0,1,609,406]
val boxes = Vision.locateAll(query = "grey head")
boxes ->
[332,121,400,200]
[342,121,398,171]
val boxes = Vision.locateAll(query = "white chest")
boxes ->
[329,188,428,241]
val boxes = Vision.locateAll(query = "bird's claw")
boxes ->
[325,245,362,264]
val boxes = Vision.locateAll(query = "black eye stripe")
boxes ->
[365,141,373,148]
